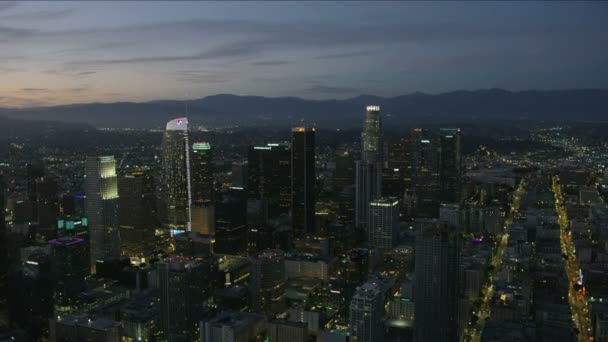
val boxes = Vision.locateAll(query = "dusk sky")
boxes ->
[1,1,607,107]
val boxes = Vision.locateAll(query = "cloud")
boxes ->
[304,85,362,94]
[250,60,291,66]
[0,8,74,21]
[22,88,51,93]
[0,2,18,12]
[175,70,230,84]
[314,50,375,59]
[77,71,96,76]
[71,41,262,65]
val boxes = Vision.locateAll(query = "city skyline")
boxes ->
[1,1,607,107]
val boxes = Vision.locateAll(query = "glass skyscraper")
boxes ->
[161,117,191,230]
[84,155,120,273]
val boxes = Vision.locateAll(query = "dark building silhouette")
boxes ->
[439,128,462,204]
[49,237,89,310]
[414,223,459,342]
[158,256,217,341]
[291,127,316,236]
[247,143,291,219]
[118,170,157,257]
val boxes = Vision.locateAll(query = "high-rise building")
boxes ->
[410,129,440,218]
[250,250,286,316]
[414,223,459,342]
[291,127,315,236]
[118,170,157,258]
[49,237,89,310]
[158,256,216,341]
[361,105,384,166]
[439,128,462,204]
[247,143,291,218]
[191,141,214,202]
[8,252,53,340]
[35,177,59,228]
[191,200,215,236]
[367,198,400,250]
[26,162,44,217]
[85,156,120,273]
[349,280,385,342]
[161,117,191,230]
[333,149,355,191]
[355,161,382,228]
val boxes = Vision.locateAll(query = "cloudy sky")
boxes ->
[1,1,607,107]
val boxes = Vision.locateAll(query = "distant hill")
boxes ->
[0,89,606,129]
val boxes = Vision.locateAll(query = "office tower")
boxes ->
[367,197,400,250]
[268,320,308,342]
[158,257,216,341]
[291,127,315,236]
[191,141,214,202]
[215,187,247,255]
[7,253,53,340]
[85,156,120,273]
[50,315,122,342]
[333,149,355,191]
[35,177,58,228]
[361,105,384,166]
[118,170,157,258]
[336,248,370,317]
[49,237,89,310]
[26,162,44,217]
[414,224,458,342]
[410,128,440,218]
[355,161,382,228]
[250,250,286,316]
[191,200,215,236]
[247,143,291,218]
[161,117,191,230]
[439,128,462,204]
[349,280,385,342]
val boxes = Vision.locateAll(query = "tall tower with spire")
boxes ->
[161,117,192,230]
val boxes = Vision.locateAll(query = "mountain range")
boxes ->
[0,89,606,129]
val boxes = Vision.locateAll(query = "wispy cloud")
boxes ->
[71,41,262,66]
[250,60,291,66]
[0,8,74,21]
[22,88,51,93]
[77,71,96,76]
[315,50,374,59]
[175,70,231,84]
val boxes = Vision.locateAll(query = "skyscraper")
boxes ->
[158,257,216,341]
[161,117,191,230]
[118,170,157,257]
[439,128,462,204]
[248,143,291,218]
[355,161,382,228]
[291,127,315,236]
[349,280,385,342]
[191,141,214,203]
[356,106,384,228]
[35,177,59,228]
[250,250,286,316]
[84,156,120,273]
[410,128,440,218]
[361,105,384,166]
[414,223,459,342]
[367,197,400,250]
[49,237,89,310]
